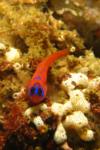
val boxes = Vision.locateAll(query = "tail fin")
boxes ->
[35,49,69,82]
[42,49,69,67]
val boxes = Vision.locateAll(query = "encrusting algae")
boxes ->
[0,0,100,150]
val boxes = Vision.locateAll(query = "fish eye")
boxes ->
[30,87,35,95]
[29,86,44,97]
[38,88,43,96]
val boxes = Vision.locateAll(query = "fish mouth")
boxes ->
[29,95,45,105]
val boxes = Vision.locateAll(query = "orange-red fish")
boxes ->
[27,49,69,104]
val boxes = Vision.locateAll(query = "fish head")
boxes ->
[28,82,47,104]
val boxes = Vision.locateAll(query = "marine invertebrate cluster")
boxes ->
[23,69,100,149]
[23,75,95,148]
[5,47,21,62]
[0,43,99,150]
[0,1,99,150]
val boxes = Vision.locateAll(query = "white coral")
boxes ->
[61,77,75,91]
[40,104,48,111]
[51,101,73,117]
[5,47,20,62]
[0,42,6,50]
[24,107,34,119]
[61,73,88,92]
[63,101,73,113]
[33,116,44,128]
[51,102,65,116]
[54,123,67,144]
[79,129,94,141]
[64,111,88,130]
[69,89,90,113]
[88,77,100,90]
[70,73,88,87]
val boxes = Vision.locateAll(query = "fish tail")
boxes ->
[35,49,69,82]
[44,49,69,67]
